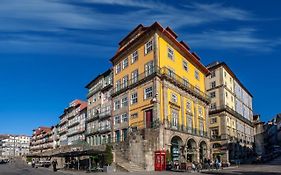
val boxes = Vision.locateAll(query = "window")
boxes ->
[121,113,128,123]
[210,81,216,88]
[122,58,128,69]
[116,80,121,91]
[130,113,138,119]
[210,71,216,78]
[171,93,178,103]
[183,78,189,87]
[171,109,179,129]
[144,86,153,99]
[132,50,138,63]
[210,103,217,110]
[186,115,192,133]
[114,116,120,124]
[198,106,203,116]
[210,91,216,98]
[183,60,188,71]
[114,100,120,110]
[199,121,204,136]
[211,129,218,137]
[131,92,138,104]
[210,117,217,124]
[226,92,228,98]
[145,61,154,76]
[116,63,121,74]
[186,101,191,112]
[145,40,153,54]
[122,75,129,88]
[167,68,175,78]
[121,97,128,107]
[131,69,138,84]
[195,70,200,80]
[224,71,227,77]
[168,47,174,60]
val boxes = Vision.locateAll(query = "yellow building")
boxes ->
[110,22,210,169]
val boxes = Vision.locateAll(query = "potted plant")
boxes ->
[103,144,114,172]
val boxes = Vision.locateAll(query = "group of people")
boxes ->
[171,157,222,172]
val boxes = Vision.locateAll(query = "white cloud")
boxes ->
[185,28,280,51]
[0,0,278,55]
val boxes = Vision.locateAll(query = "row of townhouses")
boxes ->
[29,22,256,171]
[0,135,30,157]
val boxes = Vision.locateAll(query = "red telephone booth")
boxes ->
[154,150,166,171]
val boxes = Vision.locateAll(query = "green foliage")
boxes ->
[26,157,32,162]
[104,144,113,166]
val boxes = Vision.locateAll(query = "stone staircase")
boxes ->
[115,154,145,172]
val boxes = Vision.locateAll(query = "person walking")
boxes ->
[31,159,35,168]
[52,159,58,172]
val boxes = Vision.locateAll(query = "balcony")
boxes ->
[101,82,113,92]
[67,128,85,137]
[68,120,80,128]
[167,121,208,138]
[87,84,102,98]
[87,113,99,122]
[85,127,99,136]
[111,66,210,104]
[99,125,112,133]
[99,110,111,119]
[209,105,253,126]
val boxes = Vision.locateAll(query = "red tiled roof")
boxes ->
[110,22,209,75]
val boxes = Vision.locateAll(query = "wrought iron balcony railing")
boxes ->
[209,105,253,126]
[112,66,210,103]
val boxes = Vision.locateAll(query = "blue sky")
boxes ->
[0,0,280,135]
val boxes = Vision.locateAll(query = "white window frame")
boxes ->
[144,86,153,99]
[121,97,128,108]
[131,92,138,104]
[114,100,120,111]
[171,93,178,103]
[145,61,154,76]
[121,113,128,123]
[145,40,153,54]
[131,50,138,63]
[116,63,121,74]
[122,75,129,88]
[168,47,174,60]
[122,57,128,69]
[131,69,138,84]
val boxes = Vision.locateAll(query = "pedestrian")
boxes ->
[32,159,35,168]
[52,159,58,172]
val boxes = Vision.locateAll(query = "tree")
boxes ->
[104,145,113,166]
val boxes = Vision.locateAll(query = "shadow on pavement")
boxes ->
[202,171,281,175]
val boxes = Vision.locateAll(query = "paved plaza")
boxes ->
[1,156,281,175]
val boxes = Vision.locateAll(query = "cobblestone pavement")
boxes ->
[1,156,281,175]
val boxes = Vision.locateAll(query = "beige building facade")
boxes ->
[206,62,254,164]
